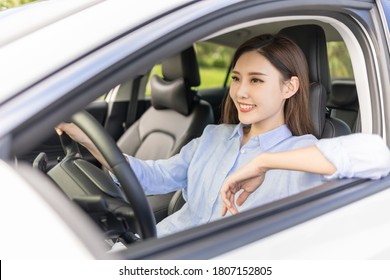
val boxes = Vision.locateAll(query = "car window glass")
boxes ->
[195,42,234,88]
[145,42,234,96]
[327,41,354,79]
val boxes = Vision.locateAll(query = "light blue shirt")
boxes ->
[122,124,390,237]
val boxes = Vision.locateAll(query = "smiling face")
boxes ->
[229,50,297,135]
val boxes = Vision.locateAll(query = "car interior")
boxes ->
[18,18,359,246]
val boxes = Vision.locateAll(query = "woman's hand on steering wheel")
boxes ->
[55,122,111,171]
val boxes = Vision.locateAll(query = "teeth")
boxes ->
[239,104,255,110]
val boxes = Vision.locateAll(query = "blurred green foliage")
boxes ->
[0,0,38,10]
[327,41,354,79]
[196,42,235,69]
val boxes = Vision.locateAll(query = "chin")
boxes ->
[237,117,252,126]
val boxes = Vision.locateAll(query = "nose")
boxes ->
[235,82,249,99]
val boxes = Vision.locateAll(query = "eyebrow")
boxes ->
[232,70,268,76]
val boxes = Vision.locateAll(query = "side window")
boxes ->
[326,40,359,132]
[195,42,235,123]
[195,42,235,89]
[145,43,234,94]
[327,41,354,79]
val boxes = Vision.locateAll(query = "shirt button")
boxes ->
[222,171,227,175]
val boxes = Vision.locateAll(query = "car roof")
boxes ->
[0,0,103,46]
[0,0,194,103]
[0,0,195,47]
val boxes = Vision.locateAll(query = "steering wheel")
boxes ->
[64,110,157,239]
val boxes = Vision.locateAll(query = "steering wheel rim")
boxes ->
[71,110,157,239]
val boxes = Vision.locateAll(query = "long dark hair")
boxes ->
[221,34,314,136]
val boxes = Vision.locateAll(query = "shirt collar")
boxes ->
[229,123,292,151]
[228,123,245,140]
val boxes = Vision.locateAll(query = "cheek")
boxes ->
[261,84,284,102]
[266,95,285,110]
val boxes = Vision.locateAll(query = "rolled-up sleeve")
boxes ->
[110,137,199,195]
[315,133,390,180]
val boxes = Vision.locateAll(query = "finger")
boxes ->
[222,193,238,215]
[221,205,228,217]
[55,122,69,133]
[54,127,63,135]
[229,203,238,215]
[220,185,233,208]
[220,192,229,208]
[236,191,251,206]
[229,188,241,214]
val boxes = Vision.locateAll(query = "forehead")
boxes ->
[233,51,279,75]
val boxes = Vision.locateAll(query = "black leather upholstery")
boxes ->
[117,46,214,222]
[308,83,327,138]
[151,77,189,115]
[279,25,351,138]
[328,80,359,131]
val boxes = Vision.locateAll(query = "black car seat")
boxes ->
[279,24,351,138]
[117,46,214,222]
[328,79,359,132]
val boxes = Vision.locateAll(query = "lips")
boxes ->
[238,102,256,112]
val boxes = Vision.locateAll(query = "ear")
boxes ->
[283,76,299,99]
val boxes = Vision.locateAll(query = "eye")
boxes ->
[251,78,263,84]
[231,75,240,82]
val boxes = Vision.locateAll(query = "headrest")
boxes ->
[279,25,331,95]
[328,80,358,110]
[162,46,200,87]
[150,75,193,115]
[150,46,200,116]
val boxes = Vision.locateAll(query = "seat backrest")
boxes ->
[117,46,214,160]
[279,24,351,138]
[328,79,359,132]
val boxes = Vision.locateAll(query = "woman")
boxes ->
[56,34,390,237]
[219,34,390,216]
